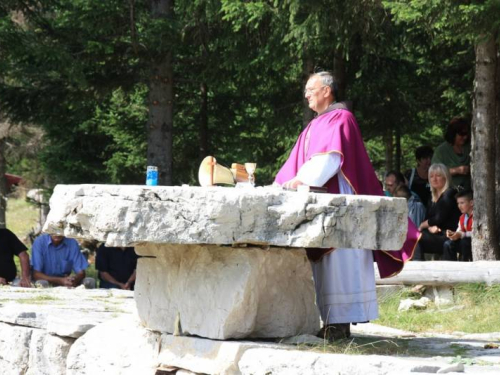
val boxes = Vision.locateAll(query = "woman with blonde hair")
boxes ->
[413,164,461,260]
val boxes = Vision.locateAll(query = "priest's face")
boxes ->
[304,76,332,113]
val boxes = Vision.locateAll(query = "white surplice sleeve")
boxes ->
[296,153,341,187]
[296,153,353,194]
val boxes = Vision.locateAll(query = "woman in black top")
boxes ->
[413,163,461,260]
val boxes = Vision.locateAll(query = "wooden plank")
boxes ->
[375,261,500,285]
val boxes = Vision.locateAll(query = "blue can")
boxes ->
[146,166,158,186]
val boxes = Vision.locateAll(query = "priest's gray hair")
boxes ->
[313,71,339,101]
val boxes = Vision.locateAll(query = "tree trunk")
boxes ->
[383,127,393,173]
[0,138,7,228]
[147,0,174,186]
[199,82,208,161]
[496,44,500,248]
[471,36,499,260]
[302,56,314,128]
[395,126,401,172]
[333,52,346,101]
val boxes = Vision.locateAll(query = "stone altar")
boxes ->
[43,184,408,340]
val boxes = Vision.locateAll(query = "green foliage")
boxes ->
[377,284,500,334]
[6,197,38,240]
[1,0,499,187]
[91,86,148,184]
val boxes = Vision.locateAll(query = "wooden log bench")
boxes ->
[376,261,500,286]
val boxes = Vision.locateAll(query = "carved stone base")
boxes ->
[134,244,320,340]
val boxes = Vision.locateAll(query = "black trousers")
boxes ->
[413,230,447,261]
[442,238,472,261]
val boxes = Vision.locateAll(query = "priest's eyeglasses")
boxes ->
[304,85,327,95]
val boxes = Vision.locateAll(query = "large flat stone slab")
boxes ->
[43,184,408,250]
[1,288,500,375]
[135,244,320,340]
[65,314,500,375]
[0,287,135,337]
[66,315,160,375]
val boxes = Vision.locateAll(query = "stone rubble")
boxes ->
[1,286,499,375]
[436,363,465,373]
[398,296,432,312]
[424,286,455,307]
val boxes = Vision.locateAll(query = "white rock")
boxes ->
[0,304,48,329]
[238,347,421,375]
[437,362,465,373]
[0,287,135,335]
[424,286,454,307]
[66,315,160,375]
[27,188,49,204]
[135,243,320,339]
[158,334,278,375]
[410,364,440,373]
[0,322,32,374]
[398,297,431,312]
[27,330,74,375]
[43,184,408,250]
[46,314,98,338]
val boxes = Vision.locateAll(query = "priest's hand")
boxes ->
[283,178,304,190]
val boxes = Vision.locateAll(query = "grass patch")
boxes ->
[6,197,39,240]
[375,283,500,334]
[301,336,410,356]
[14,294,61,304]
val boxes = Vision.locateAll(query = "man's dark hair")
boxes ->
[456,189,473,201]
[385,170,405,185]
[445,117,469,144]
[415,146,433,160]
[394,185,411,199]
[313,71,339,101]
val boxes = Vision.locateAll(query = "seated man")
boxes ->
[95,244,138,290]
[31,234,95,288]
[394,185,426,227]
[384,170,406,197]
[0,228,31,287]
[443,190,473,261]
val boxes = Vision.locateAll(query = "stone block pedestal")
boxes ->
[135,244,319,340]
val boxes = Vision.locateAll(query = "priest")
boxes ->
[275,71,419,341]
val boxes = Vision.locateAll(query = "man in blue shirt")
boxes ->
[31,234,93,288]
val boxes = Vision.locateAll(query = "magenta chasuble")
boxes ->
[275,108,420,279]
